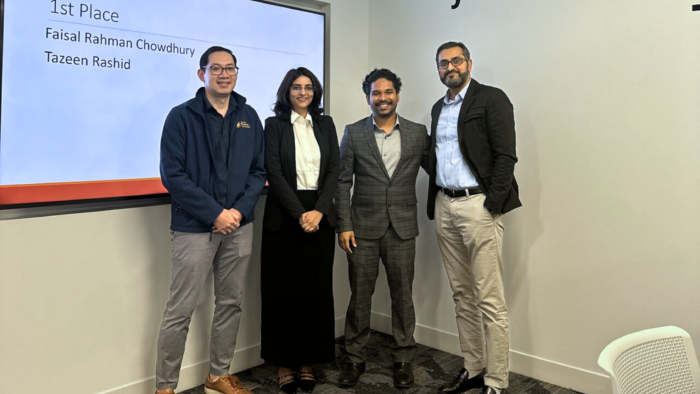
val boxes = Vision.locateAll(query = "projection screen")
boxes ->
[0,0,325,206]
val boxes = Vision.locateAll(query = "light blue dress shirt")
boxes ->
[435,80,479,189]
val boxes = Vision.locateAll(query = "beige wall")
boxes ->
[0,1,368,393]
[365,1,700,393]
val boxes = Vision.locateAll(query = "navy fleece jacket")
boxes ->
[160,88,266,232]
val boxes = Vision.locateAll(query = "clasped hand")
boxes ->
[299,210,322,233]
[212,208,243,234]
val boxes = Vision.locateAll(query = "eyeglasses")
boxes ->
[204,65,239,76]
[437,57,467,69]
[291,85,314,93]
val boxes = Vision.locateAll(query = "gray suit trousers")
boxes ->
[155,224,253,390]
[344,224,417,363]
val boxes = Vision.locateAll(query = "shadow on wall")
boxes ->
[139,206,178,378]
[503,114,543,355]
[412,172,451,330]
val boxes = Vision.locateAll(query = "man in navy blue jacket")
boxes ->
[155,46,265,394]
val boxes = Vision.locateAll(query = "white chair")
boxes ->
[598,326,700,394]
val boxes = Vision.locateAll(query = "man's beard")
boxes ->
[442,70,469,88]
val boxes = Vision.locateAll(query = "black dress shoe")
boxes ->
[393,362,414,388]
[298,369,316,393]
[338,362,366,387]
[278,371,298,394]
[438,368,485,393]
[479,387,506,394]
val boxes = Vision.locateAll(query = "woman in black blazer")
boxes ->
[260,67,339,394]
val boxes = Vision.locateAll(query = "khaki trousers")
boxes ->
[434,191,509,389]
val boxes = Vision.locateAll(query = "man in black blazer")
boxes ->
[426,42,521,394]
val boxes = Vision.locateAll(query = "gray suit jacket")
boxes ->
[336,115,429,240]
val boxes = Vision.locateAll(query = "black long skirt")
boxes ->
[260,190,336,367]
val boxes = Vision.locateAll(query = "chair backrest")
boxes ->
[598,326,700,394]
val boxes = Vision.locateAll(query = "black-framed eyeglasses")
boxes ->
[204,65,239,76]
[291,85,314,93]
[437,57,467,70]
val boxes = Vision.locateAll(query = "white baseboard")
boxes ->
[509,350,611,394]
[99,314,610,394]
[97,344,263,394]
[101,316,348,394]
[369,311,611,394]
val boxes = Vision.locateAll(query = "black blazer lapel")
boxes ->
[430,100,442,137]
[312,119,327,189]
[457,79,486,187]
[429,98,444,178]
[456,79,481,162]
[457,80,479,125]
[282,121,298,191]
[363,116,391,179]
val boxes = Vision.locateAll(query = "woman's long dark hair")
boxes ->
[273,67,324,122]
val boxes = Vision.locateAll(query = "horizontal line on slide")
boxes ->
[47,18,306,56]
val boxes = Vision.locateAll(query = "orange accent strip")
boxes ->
[0,178,168,205]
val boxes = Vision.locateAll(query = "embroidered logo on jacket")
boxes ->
[236,121,251,129]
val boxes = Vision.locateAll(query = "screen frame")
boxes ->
[0,0,327,212]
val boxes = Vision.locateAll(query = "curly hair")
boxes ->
[362,68,402,95]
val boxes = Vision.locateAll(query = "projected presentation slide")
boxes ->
[0,0,324,205]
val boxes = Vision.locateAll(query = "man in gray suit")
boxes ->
[336,68,429,389]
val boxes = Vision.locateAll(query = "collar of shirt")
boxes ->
[372,114,401,133]
[443,78,472,105]
[203,93,237,116]
[291,110,313,126]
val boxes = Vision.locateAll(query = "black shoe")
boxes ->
[393,362,414,388]
[298,369,316,393]
[438,368,485,393]
[278,371,298,394]
[338,362,366,387]
[479,387,506,394]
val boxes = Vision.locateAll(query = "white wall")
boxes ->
[366,1,700,393]
[0,1,368,393]
[3,2,699,394]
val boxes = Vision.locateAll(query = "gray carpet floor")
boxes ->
[182,330,583,394]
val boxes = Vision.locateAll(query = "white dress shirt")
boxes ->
[291,110,321,190]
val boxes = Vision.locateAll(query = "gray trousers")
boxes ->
[344,224,417,363]
[155,224,253,390]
